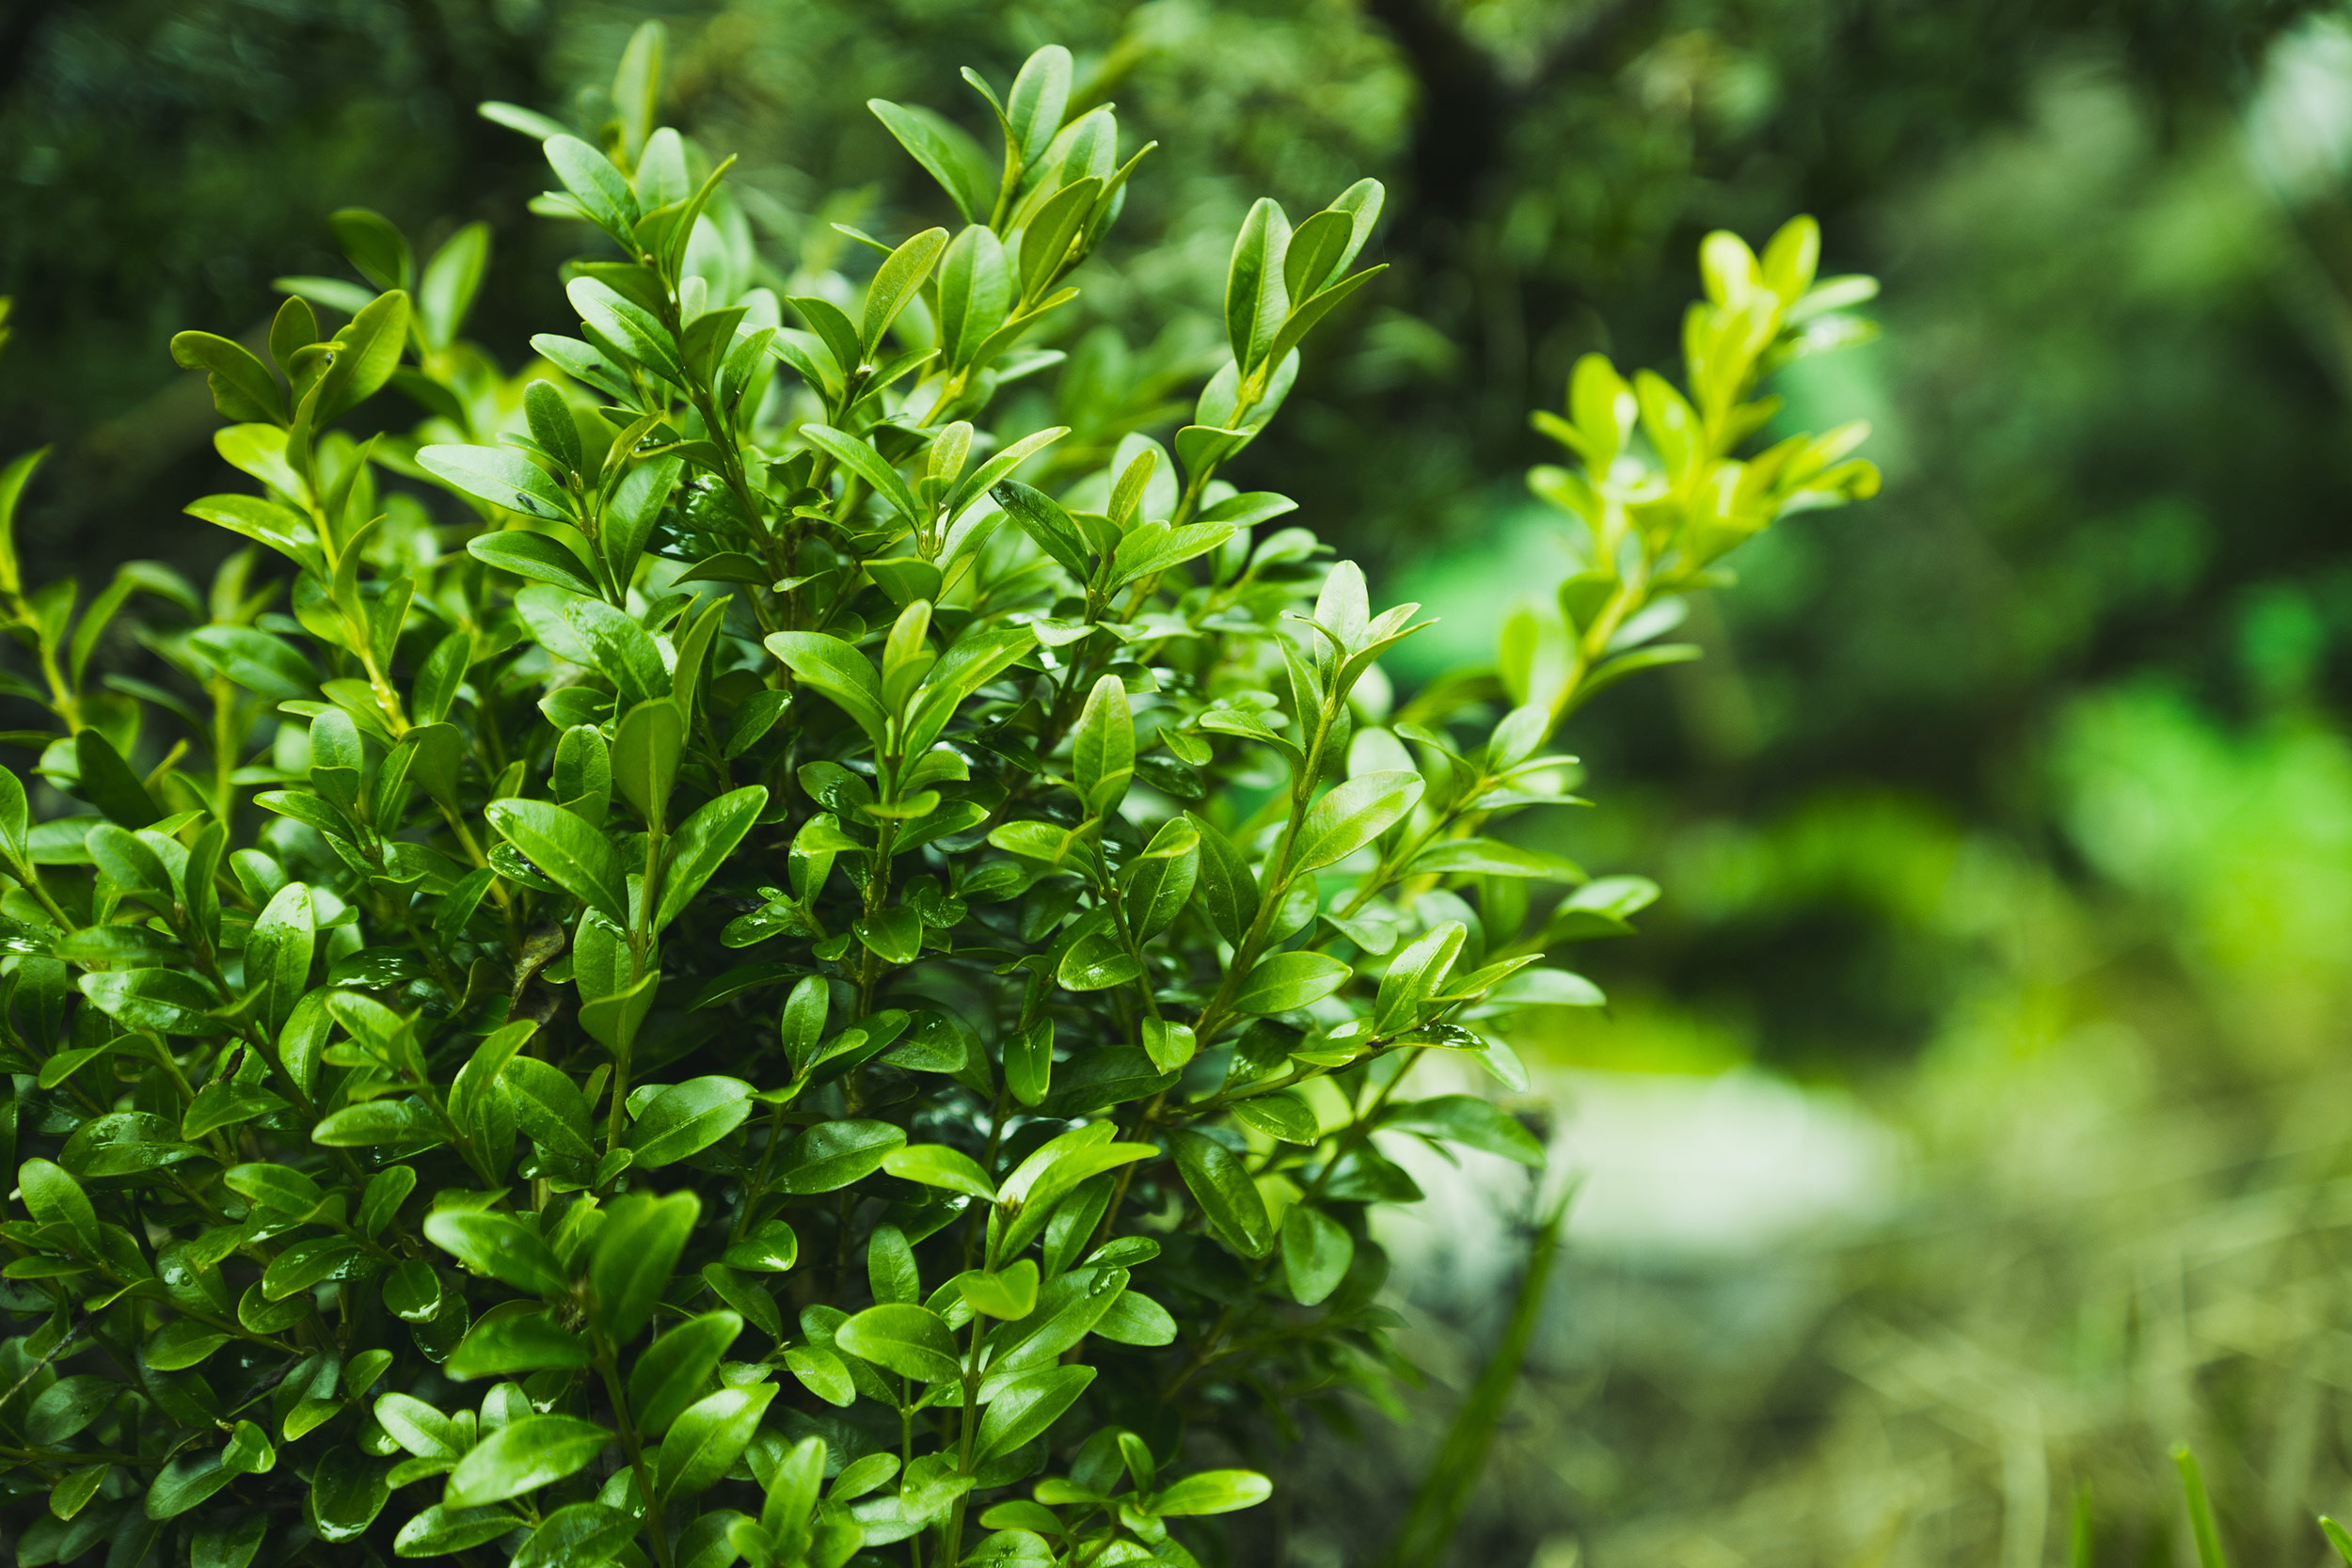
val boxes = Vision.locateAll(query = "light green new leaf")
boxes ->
[1154,1469,1273,1517]
[424,447,571,521]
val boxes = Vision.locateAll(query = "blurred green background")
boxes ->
[12,0,2352,1562]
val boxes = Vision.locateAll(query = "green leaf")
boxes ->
[468,529,599,593]
[977,1364,1092,1462]
[1071,673,1133,816]
[329,207,412,291]
[764,632,889,749]
[868,101,995,224]
[246,881,314,1032]
[655,1382,777,1500]
[1225,198,1290,374]
[613,698,685,826]
[656,786,768,932]
[79,969,223,1037]
[0,764,27,870]
[1141,1018,1197,1074]
[959,1259,1038,1320]
[444,1415,611,1508]
[630,1311,744,1435]
[1280,1205,1353,1306]
[1169,1129,1273,1258]
[171,331,286,425]
[1293,769,1422,874]
[502,1056,595,1163]
[1408,837,1584,880]
[723,1219,799,1273]
[1231,950,1351,1015]
[1153,1469,1273,1516]
[545,135,641,238]
[1186,813,1258,946]
[485,799,627,924]
[423,1210,568,1296]
[591,1189,699,1342]
[1109,520,1236,590]
[561,592,670,705]
[1093,1288,1177,1346]
[394,1503,526,1558]
[1006,45,1073,169]
[835,1303,961,1383]
[424,446,572,523]
[863,227,951,353]
[702,1260,785,1341]
[882,1144,996,1200]
[938,225,1013,367]
[418,222,490,349]
[312,1098,434,1147]
[854,904,923,964]
[147,1452,236,1519]
[988,478,1090,580]
[630,1076,754,1167]
[516,1504,638,1568]
[310,1446,392,1542]
[315,289,411,421]
[946,425,1068,516]
[775,1119,905,1193]
[1266,264,1385,370]
[1017,177,1100,301]
[567,277,682,383]
[802,424,922,523]
[1487,967,1605,1007]
[75,728,161,827]
[1383,1095,1546,1166]
[1374,921,1467,1034]
[1005,1020,1052,1107]
[446,1311,590,1381]
[1231,1090,1317,1144]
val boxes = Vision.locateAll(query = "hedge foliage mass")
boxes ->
[0,27,1878,1568]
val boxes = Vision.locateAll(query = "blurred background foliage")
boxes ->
[13,0,2352,1562]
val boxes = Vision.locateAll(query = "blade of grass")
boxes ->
[2172,1443,2228,1568]
[1379,1178,1575,1568]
